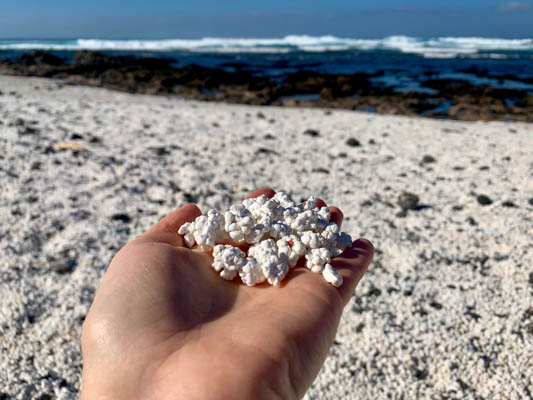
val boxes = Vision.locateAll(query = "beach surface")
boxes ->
[0,75,532,399]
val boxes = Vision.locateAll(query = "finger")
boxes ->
[315,198,327,208]
[328,206,343,227]
[247,188,276,199]
[145,203,202,236]
[332,238,374,306]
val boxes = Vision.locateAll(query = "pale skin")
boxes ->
[81,188,374,400]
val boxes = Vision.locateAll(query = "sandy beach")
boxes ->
[1,74,532,398]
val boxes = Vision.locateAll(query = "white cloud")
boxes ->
[497,1,533,12]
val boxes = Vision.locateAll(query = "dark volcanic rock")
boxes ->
[346,138,361,147]
[303,129,320,137]
[73,50,174,70]
[466,217,478,226]
[412,368,429,380]
[19,51,64,66]
[47,250,78,274]
[111,213,132,223]
[397,192,420,211]
[476,194,493,206]
[70,133,84,140]
[255,147,279,156]
[18,126,40,135]
[501,200,517,208]
[148,146,171,156]
[73,50,109,67]
[421,155,436,164]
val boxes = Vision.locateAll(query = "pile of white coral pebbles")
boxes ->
[178,192,353,287]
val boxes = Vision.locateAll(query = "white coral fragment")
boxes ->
[177,191,353,287]
[277,235,304,268]
[212,244,247,280]
[305,248,331,273]
[272,191,296,208]
[300,231,326,249]
[239,258,266,286]
[178,222,196,248]
[322,263,343,287]
[178,210,223,251]
[249,239,289,286]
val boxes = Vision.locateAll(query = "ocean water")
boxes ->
[1,35,533,93]
[1,35,533,57]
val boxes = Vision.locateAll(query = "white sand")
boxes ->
[0,75,532,399]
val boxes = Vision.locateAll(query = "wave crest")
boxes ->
[0,35,532,58]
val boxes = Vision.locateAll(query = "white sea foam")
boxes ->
[0,36,532,57]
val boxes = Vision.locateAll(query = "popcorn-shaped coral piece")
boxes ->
[305,248,331,273]
[178,191,352,287]
[329,232,353,257]
[272,191,296,208]
[300,231,327,250]
[269,221,291,239]
[248,239,289,286]
[239,258,266,286]
[304,196,318,210]
[277,234,304,268]
[212,245,247,280]
[178,210,224,251]
[322,222,340,242]
[225,201,269,244]
[317,206,331,222]
[322,263,343,287]
[177,222,196,248]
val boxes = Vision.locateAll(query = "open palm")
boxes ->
[81,189,373,400]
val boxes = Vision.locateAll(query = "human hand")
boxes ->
[80,188,374,400]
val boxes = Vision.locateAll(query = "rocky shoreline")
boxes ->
[1,50,532,122]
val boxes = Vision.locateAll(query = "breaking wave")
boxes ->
[1,35,532,58]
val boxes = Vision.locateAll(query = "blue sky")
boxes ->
[1,1,532,38]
